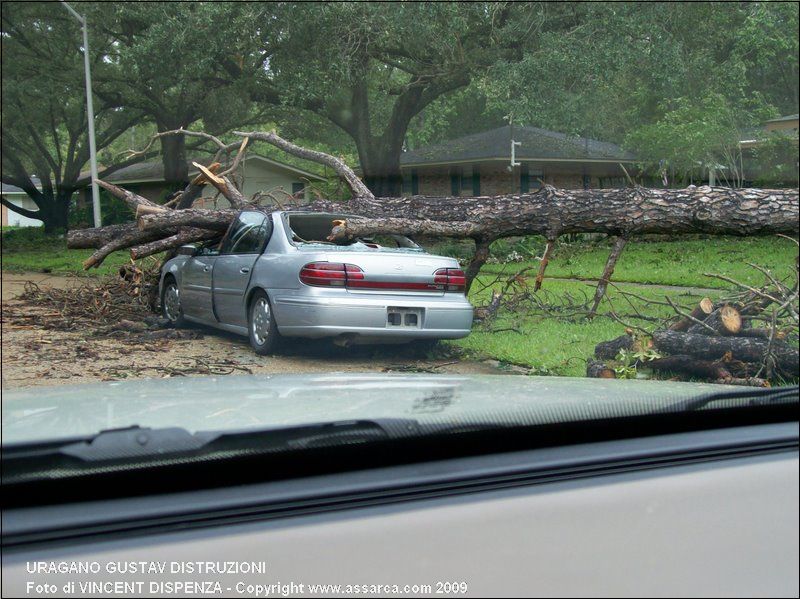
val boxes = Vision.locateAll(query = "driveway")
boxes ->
[1,271,500,389]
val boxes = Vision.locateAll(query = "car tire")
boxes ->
[248,290,280,355]
[161,277,186,327]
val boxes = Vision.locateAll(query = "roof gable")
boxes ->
[90,154,325,185]
[400,125,636,166]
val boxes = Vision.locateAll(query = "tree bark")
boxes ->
[159,129,189,191]
[136,208,236,233]
[594,334,634,360]
[67,223,139,249]
[651,330,799,377]
[464,238,494,293]
[645,355,769,387]
[586,359,616,378]
[129,228,220,260]
[322,186,799,239]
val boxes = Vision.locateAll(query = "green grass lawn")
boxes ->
[479,236,797,289]
[447,234,797,377]
[3,227,796,379]
[1,227,134,276]
[446,278,718,377]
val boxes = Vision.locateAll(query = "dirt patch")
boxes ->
[1,271,500,389]
[1,271,89,301]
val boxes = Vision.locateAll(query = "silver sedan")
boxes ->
[159,210,474,354]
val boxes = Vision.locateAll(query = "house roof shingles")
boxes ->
[400,125,635,166]
[1,178,42,194]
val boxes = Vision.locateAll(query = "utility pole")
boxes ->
[60,1,102,227]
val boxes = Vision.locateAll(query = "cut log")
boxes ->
[670,298,714,331]
[651,330,799,376]
[586,359,616,378]
[737,327,788,340]
[595,333,634,360]
[646,355,732,380]
[687,305,742,336]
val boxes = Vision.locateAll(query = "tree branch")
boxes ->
[234,130,372,200]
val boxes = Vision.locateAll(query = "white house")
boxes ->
[1,181,44,228]
[92,154,327,207]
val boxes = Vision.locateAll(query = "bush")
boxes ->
[1,226,63,251]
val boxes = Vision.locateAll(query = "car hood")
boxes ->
[0,374,745,445]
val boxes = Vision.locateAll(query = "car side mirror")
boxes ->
[177,244,198,257]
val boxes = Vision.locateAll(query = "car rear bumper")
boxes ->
[272,293,473,340]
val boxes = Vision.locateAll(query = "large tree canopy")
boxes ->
[229,2,547,196]
[86,2,266,189]
[0,2,147,231]
[3,1,797,234]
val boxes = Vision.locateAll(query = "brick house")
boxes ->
[398,125,637,196]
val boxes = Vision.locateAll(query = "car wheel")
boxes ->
[248,291,280,355]
[162,278,186,327]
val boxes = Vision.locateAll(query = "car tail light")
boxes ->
[299,262,364,287]
[434,268,466,292]
[300,262,465,293]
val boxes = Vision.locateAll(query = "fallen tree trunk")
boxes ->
[66,129,799,279]
[645,355,769,387]
[651,329,799,377]
[323,186,799,240]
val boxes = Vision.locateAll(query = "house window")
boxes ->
[291,182,304,196]
[460,167,472,195]
[450,168,461,196]
[402,170,419,195]
[599,177,626,188]
[520,165,543,192]
[450,166,479,195]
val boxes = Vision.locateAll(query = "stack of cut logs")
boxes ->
[589,295,799,386]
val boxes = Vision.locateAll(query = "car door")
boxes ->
[180,254,217,322]
[214,211,271,327]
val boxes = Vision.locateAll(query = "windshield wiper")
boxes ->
[2,419,424,485]
[653,385,799,414]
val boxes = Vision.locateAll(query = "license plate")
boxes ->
[387,307,423,328]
